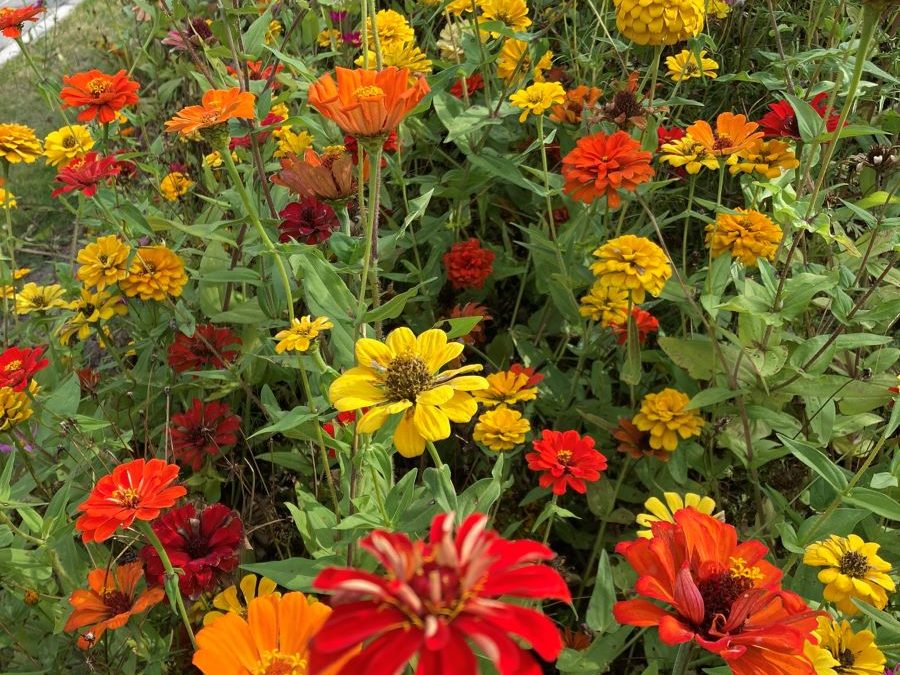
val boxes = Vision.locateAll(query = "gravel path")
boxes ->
[0,0,86,66]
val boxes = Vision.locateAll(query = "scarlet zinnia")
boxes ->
[51,153,121,198]
[562,130,654,208]
[0,346,48,391]
[278,197,339,244]
[526,429,608,494]
[74,458,186,543]
[309,512,572,674]
[610,307,660,345]
[139,503,243,598]
[164,87,256,138]
[169,398,241,470]
[60,69,140,124]
[613,508,821,675]
[759,93,842,139]
[443,238,495,289]
[167,324,242,373]
[0,3,44,39]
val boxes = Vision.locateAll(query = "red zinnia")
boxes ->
[343,130,398,166]
[611,307,660,345]
[75,458,186,543]
[169,398,241,470]
[322,409,358,437]
[758,93,841,139]
[229,111,285,150]
[613,508,821,675]
[227,60,284,84]
[51,153,121,198]
[657,125,686,149]
[509,363,544,388]
[562,130,654,208]
[278,197,339,244]
[167,324,242,373]
[450,73,485,99]
[443,239,495,290]
[0,3,44,39]
[526,429,608,495]
[309,512,571,675]
[139,503,243,598]
[60,69,140,124]
[0,345,48,391]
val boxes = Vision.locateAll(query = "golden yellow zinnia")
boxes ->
[59,288,128,345]
[328,327,488,458]
[119,245,188,301]
[478,0,532,36]
[659,135,719,174]
[15,283,68,314]
[0,123,42,163]
[612,0,705,46]
[368,9,415,49]
[0,384,34,431]
[273,127,313,158]
[578,282,630,327]
[473,367,541,408]
[356,41,433,76]
[632,388,704,452]
[202,574,280,626]
[509,81,566,123]
[497,39,552,83]
[274,315,333,353]
[0,181,15,210]
[804,617,886,675]
[43,124,94,167]
[473,406,531,451]
[160,171,193,201]
[76,235,131,291]
[728,138,800,179]
[590,235,672,304]
[665,49,719,81]
[705,208,782,267]
[635,492,719,538]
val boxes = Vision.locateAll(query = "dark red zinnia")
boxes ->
[278,197,339,244]
[449,73,485,99]
[526,429,608,495]
[169,398,241,470]
[610,307,660,345]
[51,152,121,198]
[443,239,495,290]
[167,324,242,373]
[139,503,243,598]
[0,346,48,391]
[758,93,842,139]
[657,125,686,150]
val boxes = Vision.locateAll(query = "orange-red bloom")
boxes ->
[613,508,820,675]
[307,67,430,138]
[686,112,765,158]
[561,130,654,208]
[75,458,186,543]
[272,147,357,203]
[164,87,257,136]
[64,561,165,649]
[0,3,44,39]
[60,70,140,124]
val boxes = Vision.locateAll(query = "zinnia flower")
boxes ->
[443,238,495,289]
[525,429,608,494]
[686,112,765,158]
[635,492,718,538]
[804,617,886,675]
[76,235,131,291]
[497,38,553,83]
[590,234,672,304]
[706,208,782,267]
[0,123,42,163]
[562,130,654,208]
[550,85,603,124]
[478,0,532,35]
[0,385,34,431]
[195,592,354,675]
[612,417,666,460]
[58,288,127,345]
[509,81,566,123]
[728,138,800,179]
[164,87,256,139]
[610,307,660,345]
[666,49,719,81]
[60,69,140,124]
[274,315,333,353]
[803,534,895,615]
[119,245,188,301]
[758,93,842,139]
[74,458,186,543]
[356,41,433,77]
[63,561,165,649]
[43,124,94,166]
[51,153,121,198]
[159,171,193,201]
[613,508,821,675]
[273,126,313,158]
[450,74,485,99]
[366,9,414,48]
[0,346,48,391]
[277,197,339,244]
[328,327,488,458]
[448,302,492,345]
[167,324,242,373]
[578,282,630,326]
[169,398,241,470]
[14,283,67,314]
[272,147,356,204]
[0,3,44,39]
[309,512,572,674]
[612,0,705,45]
[307,67,430,139]
[473,364,543,407]
[473,406,531,451]
[0,180,14,209]
[632,387,704,451]
[659,134,719,174]
[203,573,279,626]
[139,503,243,598]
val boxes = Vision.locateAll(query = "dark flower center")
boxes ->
[384,355,433,403]
[695,569,755,634]
[111,486,141,508]
[102,590,132,615]
[837,648,855,670]
[838,551,870,578]
[63,136,77,148]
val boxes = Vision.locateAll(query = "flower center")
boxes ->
[712,135,733,152]
[556,449,573,465]
[353,85,385,101]
[838,551,870,578]
[252,650,307,675]
[384,355,433,403]
[695,560,760,634]
[102,589,133,616]
[87,78,111,97]
[837,649,855,671]
[111,486,141,508]
[4,360,22,372]
[63,136,77,148]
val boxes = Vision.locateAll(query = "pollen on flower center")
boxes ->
[713,135,733,151]
[353,85,385,100]
[838,551,870,578]
[695,568,755,632]
[87,78,111,97]
[384,355,434,402]
[62,136,77,148]
[4,360,21,372]
[555,449,573,465]
[252,650,307,675]
[111,486,141,508]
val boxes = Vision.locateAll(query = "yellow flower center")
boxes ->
[87,78,111,97]
[111,486,141,508]
[323,144,346,157]
[384,355,433,402]
[353,85,385,100]
[838,551,870,578]
[252,650,307,675]
[4,360,22,372]
[556,449,573,465]
[728,557,763,581]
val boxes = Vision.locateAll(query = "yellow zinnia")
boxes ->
[636,492,718,538]
[203,573,280,626]
[15,283,68,314]
[0,384,34,431]
[0,123,42,164]
[612,0,705,46]
[43,124,94,167]
[659,135,719,174]
[119,245,188,301]
[274,316,333,353]
[76,235,131,291]
[632,388,704,452]
[160,171,193,201]
[803,534,895,615]
[273,127,313,158]
[0,181,15,210]
[578,282,630,327]
[590,235,672,304]
[356,41,433,76]
[509,82,566,123]
[473,406,530,451]
[497,38,552,83]
[478,0,532,36]
[728,138,800,179]
[368,9,415,49]
[705,208,782,267]
[328,327,488,458]
[665,49,719,81]
[473,368,540,408]
[803,617,886,675]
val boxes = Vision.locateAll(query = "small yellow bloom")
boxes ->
[478,0,532,36]
[473,368,540,408]
[444,0,475,16]
[497,39,553,84]
[659,135,719,174]
[59,288,128,345]
[270,103,289,119]
[264,20,282,45]
[43,124,94,167]
[160,171,193,201]
[706,0,731,19]
[612,0,705,46]
[76,235,131,291]
[0,385,34,431]
[356,41,433,76]
[0,123,42,164]
[590,235,671,304]
[368,9,414,49]
[578,282,630,327]
[803,534,895,616]
[509,82,566,123]
[119,245,188,301]
[273,127,313,158]
[15,283,68,315]
[803,616,886,675]
[632,388,704,452]
[317,28,342,48]
[665,49,719,81]
[274,315,333,353]
[203,574,280,626]
[728,138,799,179]
[705,208,782,267]
[635,492,718,538]
[473,406,530,451]
[0,183,15,210]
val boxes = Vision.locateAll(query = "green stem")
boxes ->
[541,493,559,545]
[1,163,18,330]
[671,642,696,675]
[426,441,444,470]
[356,144,385,332]
[367,0,383,70]
[681,175,697,276]
[297,360,342,521]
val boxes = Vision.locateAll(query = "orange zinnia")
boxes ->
[164,87,257,137]
[0,3,44,39]
[561,130,654,208]
[687,112,765,158]
[64,561,165,649]
[271,147,357,204]
[60,70,140,124]
[307,67,430,139]
[75,458,186,543]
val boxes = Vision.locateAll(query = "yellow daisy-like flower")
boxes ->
[119,245,188,301]
[665,49,719,81]
[356,41,433,76]
[636,492,718,538]
[612,0,705,46]
[59,288,128,345]
[328,327,488,458]
[473,406,531,451]
[659,135,719,174]
[803,617,886,675]
[0,384,34,432]
[705,208,782,267]
[0,182,15,210]
[265,20,282,45]
[274,316,333,354]
[509,81,566,123]
[0,267,29,298]
[76,235,131,291]
[270,103,289,119]
[273,127,313,158]
[0,123,42,164]
[473,368,540,408]
[728,138,800,179]
[590,235,672,304]
[632,388,704,452]
[368,9,415,49]
[578,282,630,327]
[803,534,895,615]
[317,28,342,48]
[203,574,280,626]
[43,124,94,167]
[706,0,731,19]
[444,0,475,16]
[497,39,553,83]
[437,23,467,60]
[15,283,68,315]
[203,150,240,168]
[478,0,532,36]
[160,171,193,201]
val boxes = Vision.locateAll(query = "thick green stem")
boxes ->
[297,360,342,521]
[541,493,559,545]
[426,441,444,470]
[671,642,696,675]
[356,144,385,332]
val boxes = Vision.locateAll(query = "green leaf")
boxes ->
[686,387,738,410]
[242,7,272,58]
[423,465,458,513]
[241,556,343,592]
[784,93,825,143]
[437,316,483,340]
[843,487,900,521]
[778,434,848,491]
[657,337,716,380]
[585,551,616,633]
[250,407,317,438]
[853,600,900,636]
[362,281,428,322]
